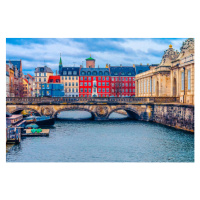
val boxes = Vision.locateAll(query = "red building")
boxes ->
[79,68,110,97]
[48,75,61,83]
[109,66,136,97]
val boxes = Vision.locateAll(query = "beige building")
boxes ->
[60,67,79,97]
[135,38,194,105]
[34,66,53,97]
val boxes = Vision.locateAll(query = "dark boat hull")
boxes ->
[26,117,55,126]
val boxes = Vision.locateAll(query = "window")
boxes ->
[106,88,109,92]
[69,88,71,92]
[98,82,101,86]
[188,70,191,90]
[126,89,128,92]
[65,83,67,86]
[92,71,97,76]
[85,88,87,92]
[72,76,74,80]
[81,88,83,92]
[72,82,74,86]
[102,77,105,81]
[87,71,91,75]
[139,82,140,94]
[112,83,114,87]
[147,80,149,93]
[104,71,109,76]
[39,78,41,82]
[88,82,91,86]
[112,89,114,92]
[80,82,83,86]
[44,78,46,82]
[122,78,124,81]
[133,89,135,92]
[133,83,135,87]
[73,71,77,75]
[98,77,101,81]
[153,79,155,93]
[76,89,78,92]
[115,77,117,81]
[129,83,131,87]
[150,79,152,93]
[93,77,96,81]
[87,77,91,81]
[122,89,124,92]
[112,78,114,81]
[76,76,78,80]
[102,88,105,92]
[72,88,74,92]
[106,82,109,86]
[181,72,184,90]
[69,82,71,86]
[63,71,67,75]
[81,95,83,97]
[106,77,109,81]
[129,89,131,92]
[98,88,101,92]
[129,78,131,81]
[102,82,105,86]
[84,77,87,81]
[94,88,96,92]
[89,88,91,92]
[69,76,71,80]
[80,77,83,81]
[102,95,105,97]
[99,71,103,75]
[62,77,64,80]
[76,82,78,86]
[122,83,124,87]
[126,83,128,87]
[81,71,86,75]
[65,76,67,80]
[68,71,72,75]
[84,82,87,86]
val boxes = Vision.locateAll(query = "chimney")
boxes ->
[56,70,57,75]
[147,63,149,66]
[133,64,135,68]
[140,63,142,66]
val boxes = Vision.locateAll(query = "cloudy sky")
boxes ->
[6,38,186,76]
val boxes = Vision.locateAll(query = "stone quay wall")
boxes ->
[153,104,194,132]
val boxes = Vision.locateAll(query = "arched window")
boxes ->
[92,71,97,75]
[87,71,91,75]
[81,71,86,75]
[104,71,109,76]
[99,71,103,75]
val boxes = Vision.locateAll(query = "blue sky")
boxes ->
[6,38,186,76]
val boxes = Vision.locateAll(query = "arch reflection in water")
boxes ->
[57,111,93,120]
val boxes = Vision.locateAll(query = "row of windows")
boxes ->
[139,79,152,94]
[80,94,110,97]
[35,78,46,82]
[62,76,78,80]
[80,76,109,81]
[35,73,46,77]
[65,88,79,93]
[64,82,78,86]
[111,77,134,81]
[80,88,110,93]
[111,83,135,87]
[81,71,109,76]
[63,71,78,76]
[80,82,109,86]
[111,89,135,93]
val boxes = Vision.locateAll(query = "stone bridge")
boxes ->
[6,97,179,121]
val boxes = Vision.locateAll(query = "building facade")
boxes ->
[79,68,110,97]
[34,66,53,97]
[135,38,194,105]
[6,64,10,97]
[109,66,140,97]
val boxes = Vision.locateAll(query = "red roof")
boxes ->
[48,75,61,83]
[24,79,31,85]
[27,74,34,80]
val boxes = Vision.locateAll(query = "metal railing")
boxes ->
[6,97,180,104]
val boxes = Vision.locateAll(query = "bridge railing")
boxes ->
[6,97,180,104]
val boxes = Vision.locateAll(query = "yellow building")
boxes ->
[135,38,194,105]
[60,67,79,97]
[171,38,194,104]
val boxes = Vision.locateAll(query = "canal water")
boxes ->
[6,111,194,162]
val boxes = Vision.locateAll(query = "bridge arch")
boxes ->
[108,107,140,120]
[53,107,96,119]
[10,107,41,116]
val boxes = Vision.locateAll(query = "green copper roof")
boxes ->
[59,56,62,65]
[86,56,95,60]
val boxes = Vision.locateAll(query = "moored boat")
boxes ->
[25,115,55,126]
